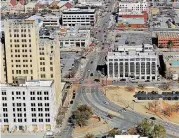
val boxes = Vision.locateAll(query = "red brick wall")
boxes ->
[158,38,179,48]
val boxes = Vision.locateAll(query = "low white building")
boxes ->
[0,80,56,132]
[59,27,91,48]
[107,44,158,81]
[119,0,148,13]
[26,14,60,27]
[62,8,96,27]
[77,0,103,6]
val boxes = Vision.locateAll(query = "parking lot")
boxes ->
[61,52,81,78]
[114,32,152,48]
[134,91,179,100]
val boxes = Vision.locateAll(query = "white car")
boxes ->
[88,70,90,72]
[104,101,109,105]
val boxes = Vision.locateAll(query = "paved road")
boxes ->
[59,0,179,137]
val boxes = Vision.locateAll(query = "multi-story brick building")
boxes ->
[157,32,179,48]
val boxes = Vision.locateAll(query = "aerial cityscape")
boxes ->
[1,0,179,138]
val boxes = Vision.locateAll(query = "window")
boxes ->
[3,103,7,107]
[50,67,53,71]
[45,103,49,106]
[4,119,8,122]
[39,119,43,122]
[45,113,50,117]
[44,91,48,95]
[32,113,36,117]
[46,119,50,122]
[2,97,7,100]
[38,103,42,106]
[44,97,49,100]
[2,91,6,95]
[32,119,36,122]
[3,108,8,112]
[45,108,49,111]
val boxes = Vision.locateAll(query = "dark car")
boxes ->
[90,73,93,76]
[91,61,93,64]
[150,117,156,120]
[120,79,126,81]
[107,114,113,119]
[70,101,73,104]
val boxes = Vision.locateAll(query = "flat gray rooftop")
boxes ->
[115,32,152,46]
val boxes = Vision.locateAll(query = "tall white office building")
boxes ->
[0,80,56,132]
[107,44,158,81]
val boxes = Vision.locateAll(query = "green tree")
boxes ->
[137,119,153,137]
[84,133,95,138]
[151,124,166,138]
[108,128,121,137]
[167,40,174,51]
[137,119,166,138]
[72,105,93,127]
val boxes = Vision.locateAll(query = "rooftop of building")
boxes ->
[114,32,152,46]
[118,17,145,24]
[26,14,59,21]
[157,32,179,38]
[63,7,95,13]
[119,0,147,4]
[59,27,90,39]
[0,80,54,87]
[107,51,157,57]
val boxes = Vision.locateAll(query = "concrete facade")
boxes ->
[0,80,55,132]
[3,19,62,106]
[107,44,158,81]
[62,8,96,27]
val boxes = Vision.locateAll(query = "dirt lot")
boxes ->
[73,117,111,138]
[100,85,179,124]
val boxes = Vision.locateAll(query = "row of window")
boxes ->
[30,97,49,100]
[10,39,31,43]
[10,34,31,37]
[108,58,156,61]
[10,29,31,32]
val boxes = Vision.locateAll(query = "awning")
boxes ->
[46,124,51,130]
[32,125,37,132]
[3,125,9,132]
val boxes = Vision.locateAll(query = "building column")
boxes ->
[150,61,152,81]
[145,60,147,80]
[113,61,114,78]
[118,62,120,79]
[139,61,141,80]
[123,61,125,79]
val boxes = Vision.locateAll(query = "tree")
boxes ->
[151,124,166,138]
[167,40,174,51]
[84,133,94,138]
[137,119,153,137]
[158,83,170,90]
[138,84,146,90]
[165,70,173,79]
[125,86,135,92]
[137,119,166,138]
[108,128,121,137]
[72,105,93,127]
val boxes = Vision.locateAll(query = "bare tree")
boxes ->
[125,86,135,92]
[165,70,173,80]
[158,83,170,90]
